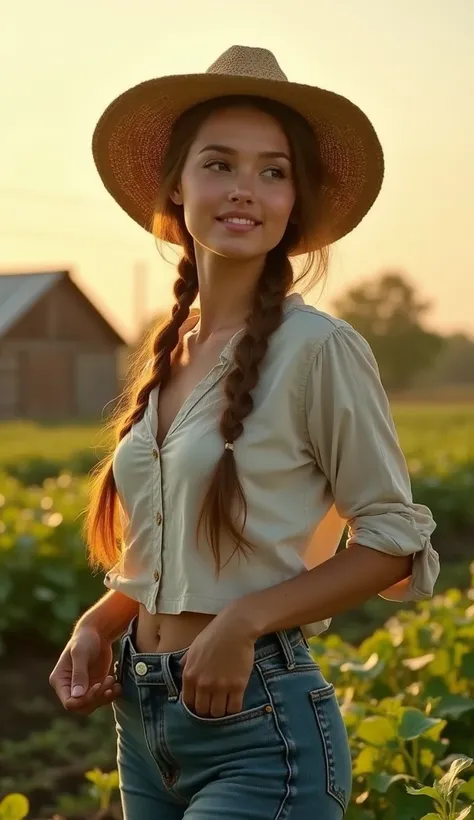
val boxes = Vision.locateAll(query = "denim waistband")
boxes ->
[116,615,309,700]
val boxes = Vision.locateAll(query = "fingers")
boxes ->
[182,677,244,718]
[193,687,212,717]
[70,644,90,698]
[63,676,122,715]
[53,679,76,710]
[206,691,228,718]
[181,676,196,713]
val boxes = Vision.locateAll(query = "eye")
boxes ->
[204,160,230,172]
[262,167,286,179]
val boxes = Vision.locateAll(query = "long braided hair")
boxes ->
[85,95,330,575]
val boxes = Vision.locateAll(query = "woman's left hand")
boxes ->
[179,609,257,717]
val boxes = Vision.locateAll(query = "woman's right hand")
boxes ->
[49,625,122,715]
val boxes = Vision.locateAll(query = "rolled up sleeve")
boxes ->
[304,322,440,601]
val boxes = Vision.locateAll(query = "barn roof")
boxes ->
[0,270,127,344]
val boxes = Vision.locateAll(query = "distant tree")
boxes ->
[418,332,474,386]
[332,272,445,390]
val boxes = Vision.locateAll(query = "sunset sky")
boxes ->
[1,0,473,343]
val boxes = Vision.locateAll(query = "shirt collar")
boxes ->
[219,291,305,363]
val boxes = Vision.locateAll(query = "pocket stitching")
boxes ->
[178,693,270,726]
[310,687,348,812]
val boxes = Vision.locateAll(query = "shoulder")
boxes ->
[279,293,357,353]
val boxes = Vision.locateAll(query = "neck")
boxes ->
[193,245,267,341]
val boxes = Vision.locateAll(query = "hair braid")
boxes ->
[197,244,294,575]
[85,237,198,570]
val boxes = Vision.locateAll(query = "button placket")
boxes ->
[152,439,163,589]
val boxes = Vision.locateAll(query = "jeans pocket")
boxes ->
[177,690,271,726]
[310,684,352,812]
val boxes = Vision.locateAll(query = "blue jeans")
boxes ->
[112,616,352,819]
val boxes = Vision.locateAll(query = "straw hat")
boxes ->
[92,45,384,254]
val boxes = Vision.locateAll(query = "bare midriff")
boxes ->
[135,605,218,653]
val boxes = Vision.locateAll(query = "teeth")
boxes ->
[223,217,257,225]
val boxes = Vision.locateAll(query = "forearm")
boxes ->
[229,545,413,639]
[74,590,139,643]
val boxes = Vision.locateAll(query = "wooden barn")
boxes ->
[0,270,128,420]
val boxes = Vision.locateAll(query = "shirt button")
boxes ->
[152,448,158,459]
[156,512,162,525]
[135,662,148,676]
[153,570,160,581]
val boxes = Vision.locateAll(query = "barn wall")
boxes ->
[0,277,124,420]
[5,277,121,347]
[0,341,120,420]
[0,348,20,419]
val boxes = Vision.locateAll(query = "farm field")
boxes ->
[0,404,473,819]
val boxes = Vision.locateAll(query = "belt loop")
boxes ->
[162,654,179,701]
[276,629,296,670]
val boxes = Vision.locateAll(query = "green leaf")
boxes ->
[430,650,451,676]
[460,777,474,800]
[437,696,474,719]
[419,815,442,820]
[357,715,397,746]
[395,783,434,818]
[398,708,443,740]
[455,808,472,820]
[353,746,379,775]
[369,772,409,793]
[406,784,442,802]
[423,719,447,741]
[460,652,474,679]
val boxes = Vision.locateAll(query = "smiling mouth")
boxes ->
[216,217,262,232]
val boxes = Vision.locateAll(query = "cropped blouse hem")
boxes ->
[103,575,332,640]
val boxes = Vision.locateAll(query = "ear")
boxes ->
[170,184,183,206]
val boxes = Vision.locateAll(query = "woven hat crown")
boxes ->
[207,45,288,82]
[91,44,385,253]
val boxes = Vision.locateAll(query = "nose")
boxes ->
[228,187,255,206]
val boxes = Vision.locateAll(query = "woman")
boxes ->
[50,45,440,818]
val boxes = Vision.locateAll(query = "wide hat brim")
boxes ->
[92,71,384,255]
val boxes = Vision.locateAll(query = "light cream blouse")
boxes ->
[106,292,439,639]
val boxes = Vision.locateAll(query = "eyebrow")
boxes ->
[198,144,291,163]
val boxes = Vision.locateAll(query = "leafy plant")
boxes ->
[310,563,474,818]
[406,756,473,819]
[85,768,120,811]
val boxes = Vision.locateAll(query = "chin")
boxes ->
[206,237,272,261]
